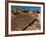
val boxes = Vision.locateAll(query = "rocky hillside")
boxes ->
[11,8,41,31]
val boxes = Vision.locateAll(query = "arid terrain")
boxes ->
[11,8,41,31]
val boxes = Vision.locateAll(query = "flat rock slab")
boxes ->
[15,13,36,31]
[11,12,37,31]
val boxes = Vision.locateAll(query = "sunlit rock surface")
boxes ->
[11,8,41,31]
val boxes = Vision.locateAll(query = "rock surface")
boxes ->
[11,8,41,31]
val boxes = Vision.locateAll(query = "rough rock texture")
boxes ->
[25,21,41,30]
[11,8,41,31]
[11,11,37,31]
